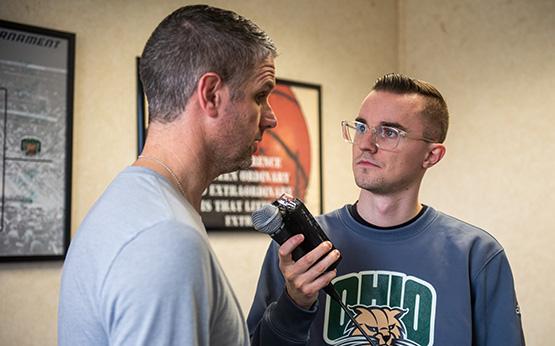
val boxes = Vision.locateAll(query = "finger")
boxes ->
[305,269,337,293]
[278,234,304,263]
[294,241,334,271]
[288,268,337,301]
[309,249,341,278]
[294,249,340,286]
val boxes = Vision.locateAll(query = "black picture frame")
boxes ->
[0,20,74,261]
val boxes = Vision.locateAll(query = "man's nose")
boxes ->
[260,105,277,130]
[356,132,378,153]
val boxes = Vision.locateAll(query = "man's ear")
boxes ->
[196,72,224,117]
[423,144,446,168]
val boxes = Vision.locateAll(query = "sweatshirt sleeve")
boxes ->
[471,250,525,345]
[248,242,319,346]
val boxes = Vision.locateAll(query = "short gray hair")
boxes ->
[139,5,277,123]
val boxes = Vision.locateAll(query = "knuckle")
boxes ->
[282,270,293,281]
[297,255,312,267]
[300,286,311,296]
[278,247,289,257]
[292,280,304,291]
[314,261,328,274]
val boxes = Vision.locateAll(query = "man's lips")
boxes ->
[355,157,383,168]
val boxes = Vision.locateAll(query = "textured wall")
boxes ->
[0,1,396,345]
[3,0,550,344]
[399,0,555,343]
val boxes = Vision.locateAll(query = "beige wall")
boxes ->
[399,0,554,344]
[0,1,396,345]
[1,0,553,344]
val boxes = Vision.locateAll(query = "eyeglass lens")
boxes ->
[345,122,401,150]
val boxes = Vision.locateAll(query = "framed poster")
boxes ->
[136,75,322,231]
[0,20,74,261]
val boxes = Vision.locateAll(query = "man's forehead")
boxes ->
[361,91,424,115]
[254,57,276,80]
[364,90,423,104]
[357,91,426,129]
[234,57,275,93]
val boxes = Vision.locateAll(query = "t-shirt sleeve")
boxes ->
[99,220,214,346]
[471,250,525,345]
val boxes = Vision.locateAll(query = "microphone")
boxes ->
[251,193,341,270]
[251,194,374,344]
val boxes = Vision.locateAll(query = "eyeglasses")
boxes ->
[341,120,435,151]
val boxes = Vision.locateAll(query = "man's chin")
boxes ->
[219,155,253,174]
[238,156,253,170]
[355,177,387,195]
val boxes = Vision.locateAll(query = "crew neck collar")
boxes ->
[338,204,437,242]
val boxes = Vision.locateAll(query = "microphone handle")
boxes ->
[270,226,291,245]
[279,199,342,269]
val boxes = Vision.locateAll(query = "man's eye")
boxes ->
[355,123,367,133]
[382,127,398,138]
[256,93,268,104]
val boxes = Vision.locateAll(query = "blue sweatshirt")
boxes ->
[248,205,525,345]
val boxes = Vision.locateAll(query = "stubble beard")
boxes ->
[355,173,389,195]
[354,167,418,196]
[232,133,256,171]
[353,164,398,196]
[214,139,255,174]
[215,103,257,173]
[237,151,254,170]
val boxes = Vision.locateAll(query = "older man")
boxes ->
[59,5,277,345]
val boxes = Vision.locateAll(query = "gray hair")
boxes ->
[139,5,277,123]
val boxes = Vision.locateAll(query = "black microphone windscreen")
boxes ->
[252,204,282,235]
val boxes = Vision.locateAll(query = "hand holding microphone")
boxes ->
[251,194,341,309]
[252,194,375,344]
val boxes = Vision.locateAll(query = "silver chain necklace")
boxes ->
[138,155,185,197]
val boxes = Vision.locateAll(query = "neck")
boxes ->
[134,121,215,212]
[356,188,423,228]
[137,154,186,194]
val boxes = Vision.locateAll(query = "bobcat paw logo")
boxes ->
[338,305,418,346]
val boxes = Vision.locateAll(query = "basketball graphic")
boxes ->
[257,84,312,200]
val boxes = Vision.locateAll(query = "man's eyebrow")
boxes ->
[260,80,276,91]
[380,121,407,131]
[353,118,407,131]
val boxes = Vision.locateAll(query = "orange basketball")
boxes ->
[256,84,312,200]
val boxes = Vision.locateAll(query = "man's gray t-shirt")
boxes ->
[59,166,248,345]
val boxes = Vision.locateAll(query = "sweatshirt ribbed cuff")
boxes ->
[264,290,318,342]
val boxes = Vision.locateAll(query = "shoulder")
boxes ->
[430,209,508,275]
[110,220,211,277]
[98,219,213,307]
[432,209,503,251]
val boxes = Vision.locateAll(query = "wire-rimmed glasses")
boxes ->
[341,120,435,151]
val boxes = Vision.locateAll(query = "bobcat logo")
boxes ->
[337,306,418,346]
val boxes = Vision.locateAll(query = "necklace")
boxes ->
[138,155,186,197]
